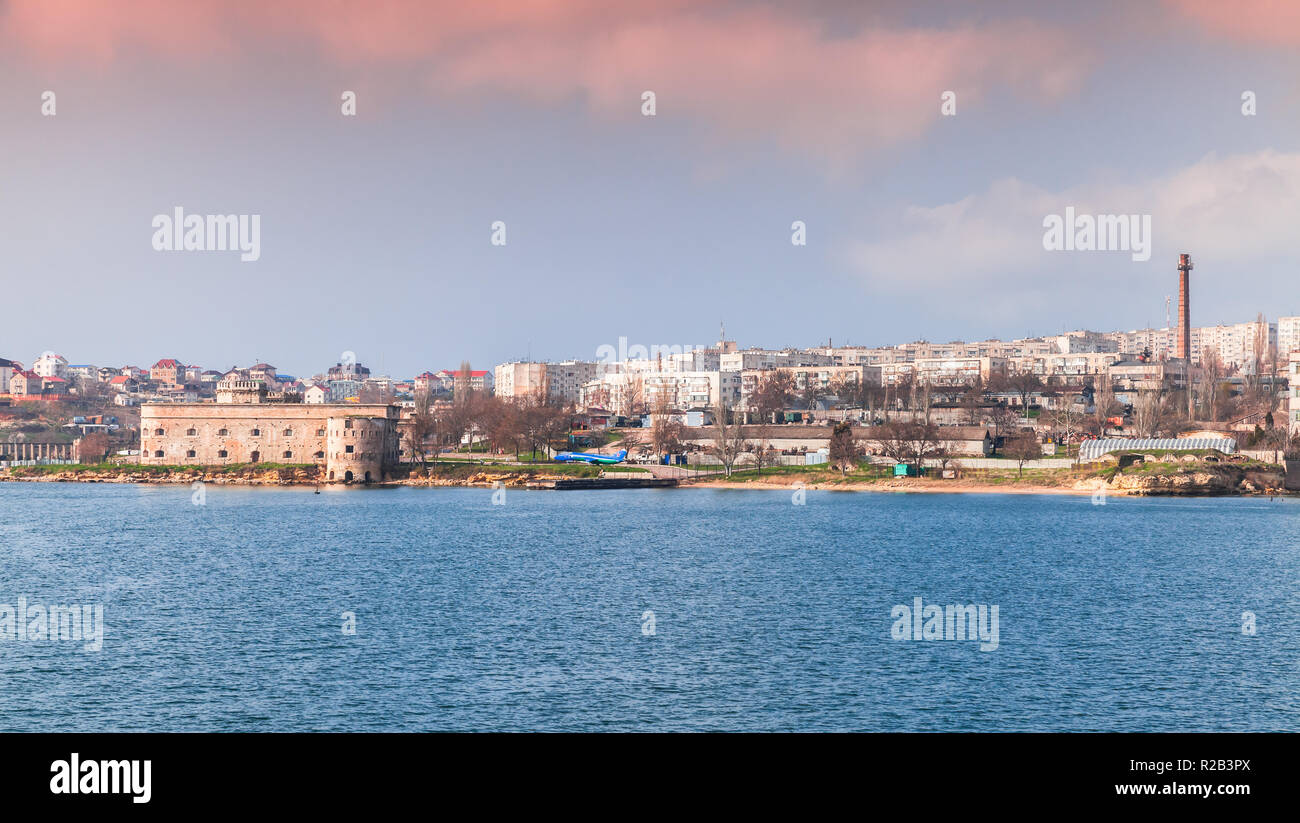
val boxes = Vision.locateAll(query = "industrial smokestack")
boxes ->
[1177,253,1193,360]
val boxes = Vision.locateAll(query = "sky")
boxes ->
[2,0,1299,378]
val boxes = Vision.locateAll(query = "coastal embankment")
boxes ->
[1,455,1292,497]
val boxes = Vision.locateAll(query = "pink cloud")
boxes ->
[1164,0,1300,45]
[1,1,1093,160]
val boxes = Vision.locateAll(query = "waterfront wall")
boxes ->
[139,402,400,482]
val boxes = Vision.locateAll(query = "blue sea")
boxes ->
[1,483,1296,731]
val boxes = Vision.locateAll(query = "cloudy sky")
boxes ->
[2,0,1298,377]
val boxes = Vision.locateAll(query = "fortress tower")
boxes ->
[326,412,400,483]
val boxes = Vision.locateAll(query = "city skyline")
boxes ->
[4,1,1300,376]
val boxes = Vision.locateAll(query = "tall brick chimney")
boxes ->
[1176,253,1193,360]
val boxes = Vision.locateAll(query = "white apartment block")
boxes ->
[738,364,879,407]
[580,369,741,415]
[546,360,600,404]
[1276,316,1300,357]
[879,356,1009,386]
[1023,352,1120,377]
[1105,319,1275,368]
[493,362,547,400]
[643,370,740,411]
[1052,331,1119,354]
[720,349,833,372]
[33,352,69,379]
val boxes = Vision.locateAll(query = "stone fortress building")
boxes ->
[139,373,400,482]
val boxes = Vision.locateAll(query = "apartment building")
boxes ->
[150,358,184,387]
[737,364,880,407]
[1108,358,1189,393]
[0,357,19,394]
[33,352,68,379]
[1290,352,1300,434]
[1277,316,1300,357]
[493,361,547,400]
[544,361,599,404]
[879,356,1009,386]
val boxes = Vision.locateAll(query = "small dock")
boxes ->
[528,477,679,490]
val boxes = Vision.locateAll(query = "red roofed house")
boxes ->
[40,375,69,396]
[9,370,41,397]
[151,358,183,388]
[108,375,138,393]
[436,369,491,395]
[413,371,438,395]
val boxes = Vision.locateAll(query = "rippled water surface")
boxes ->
[1,483,1297,731]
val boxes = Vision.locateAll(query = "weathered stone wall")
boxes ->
[326,414,399,482]
[140,402,399,481]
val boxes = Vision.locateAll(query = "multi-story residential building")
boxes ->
[150,358,184,387]
[436,368,493,396]
[494,361,547,400]
[543,361,598,404]
[9,370,41,397]
[41,375,69,396]
[33,352,68,379]
[1288,352,1300,434]
[1024,352,1120,377]
[247,363,280,388]
[412,372,439,396]
[1197,319,1275,371]
[1108,358,1188,393]
[579,369,742,415]
[738,365,880,408]
[327,361,369,381]
[641,370,741,411]
[719,349,833,372]
[1052,330,1119,354]
[880,356,1009,387]
[66,364,97,380]
[1275,316,1300,357]
[0,357,19,394]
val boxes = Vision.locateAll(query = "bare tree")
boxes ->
[1091,373,1119,435]
[1003,431,1041,478]
[1199,346,1223,421]
[478,396,521,458]
[960,378,986,426]
[1047,396,1086,457]
[1131,389,1165,438]
[78,432,111,464]
[753,369,795,424]
[650,396,683,457]
[404,390,440,472]
[989,403,1018,447]
[709,401,749,477]
[877,420,941,473]
[619,372,645,418]
[1006,369,1043,421]
[455,360,476,404]
[828,421,859,475]
[800,373,827,412]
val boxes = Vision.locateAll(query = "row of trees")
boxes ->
[403,388,579,471]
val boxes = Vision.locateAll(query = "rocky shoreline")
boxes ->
[1,462,1291,496]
